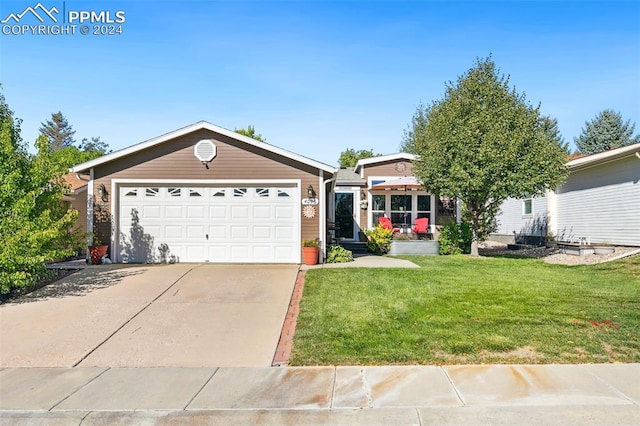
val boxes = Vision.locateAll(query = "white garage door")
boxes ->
[118,184,300,263]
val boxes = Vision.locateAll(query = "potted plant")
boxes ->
[302,239,320,265]
[88,232,109,265]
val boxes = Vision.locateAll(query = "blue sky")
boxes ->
[1,0,639,166]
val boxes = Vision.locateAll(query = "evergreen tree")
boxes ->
[399,103,429,154]
[574,109,640,155]
[539,115,569,154]
[39,111,76,150]
[235,124,266,142]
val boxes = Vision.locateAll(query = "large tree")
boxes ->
[410,57,568,256]
[539,115,569,154]
[574,109,640,155]
[235,124,266,142]
[399,103,429,154]
[39,111,76,150]
[338,148,379,168]
[1,94,79,294]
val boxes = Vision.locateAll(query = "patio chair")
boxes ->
[412,217,430,238]
[379,217,400,233]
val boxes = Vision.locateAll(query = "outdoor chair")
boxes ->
[412,217,430,238]
[379,217,400,233]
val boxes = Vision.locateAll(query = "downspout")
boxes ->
[86,168,94,263]
[320,171,338,264]
[546,188,557,240]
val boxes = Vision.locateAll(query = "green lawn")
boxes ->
[290,255,640,365]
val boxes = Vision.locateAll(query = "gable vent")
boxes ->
[194,139,217,163]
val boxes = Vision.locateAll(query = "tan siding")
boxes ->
[363,161,415,180]
[68,193,87,236]
[92,129,325,250]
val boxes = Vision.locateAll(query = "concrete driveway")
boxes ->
[0,264,298,367]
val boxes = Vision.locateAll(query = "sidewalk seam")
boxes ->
[441,366,466,406]
[49,367,111,411]
[415,407,424,426]
[183,367,219,410]
[71,266,200,367]
[329,367,337,409]
[579,364,638,404]
[78,410,93,425]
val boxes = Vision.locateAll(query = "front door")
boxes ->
[334,192,356,240]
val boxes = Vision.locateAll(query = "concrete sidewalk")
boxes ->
[1,364,638,425]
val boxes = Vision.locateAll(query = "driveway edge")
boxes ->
[272,269,306,366]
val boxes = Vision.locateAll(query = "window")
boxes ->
[523,198,533,216]
[212,189,225,197]
[189,189,202,197]
[167,188,181,197]
[417,195,431,221]
[256,188,270,197]
[124,189,137,197]
[390,194,412,226]
[277,189,291,198]
[370,192,434,229]
[145,187,159,197]
[234,188,248,197]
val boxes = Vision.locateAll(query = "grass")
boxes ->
[290,255,640,365]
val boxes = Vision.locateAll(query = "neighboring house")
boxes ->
[62,172,89,237]
[70,121,334,264]
[494,144,640,246]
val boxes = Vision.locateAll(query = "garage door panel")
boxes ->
[230,245,250,259]
[252,246,271,259]
[119,185,299,263]
[275,226,294,239]
[275,206,294,219]
[209,245,228,261]
[165,225,183,238]
[231,226,249,239]
[253,226,271,239]
[187,245,207,260]
[209,205,227,219]
[143,225,161,237]
[231,206,249,219]
[208,225,227,238]
[187,226,205,239]
[187,206,205,219]
[252,205,272,219]
[143,205,161,219]
[165,206,183,218]
[275,246,294,261]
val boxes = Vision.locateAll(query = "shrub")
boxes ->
[364,225,394,254]
[438,222,472,255]
[326,245,354,263]
[303,239,319,247]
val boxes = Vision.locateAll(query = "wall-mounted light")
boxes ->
[307,184,315,198]
[98,183,108,202]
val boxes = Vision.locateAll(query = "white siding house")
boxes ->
[494,144,640,246]
[554,146,640,246]
[495,196,548,238]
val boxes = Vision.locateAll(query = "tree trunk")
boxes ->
[470,239,479,256]
[470,217,480,256]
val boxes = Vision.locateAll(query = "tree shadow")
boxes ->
[120,208,158,263]
[4,266,144,304]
